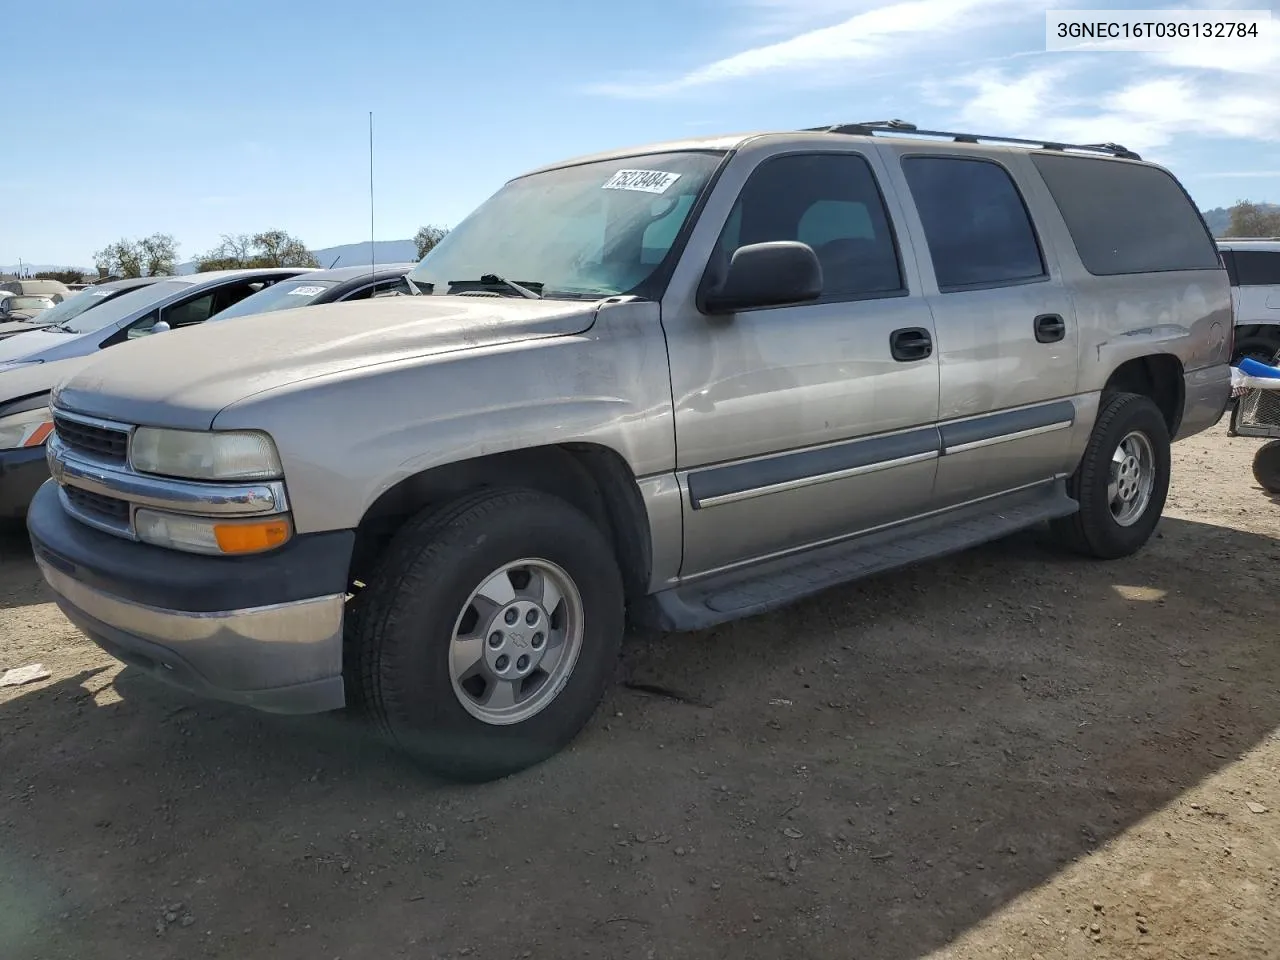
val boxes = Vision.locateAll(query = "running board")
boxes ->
[637,481,1078,632]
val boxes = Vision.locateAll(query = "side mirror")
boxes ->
[702,241,823,315]
[151,320,172,334]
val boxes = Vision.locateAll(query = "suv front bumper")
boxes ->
[26,480,354,714]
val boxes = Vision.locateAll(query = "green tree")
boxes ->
[33,269,85,284]
[194,229,319,271]
[93,234,179,278]
[414,225,449,259]
[1224,200,1280,238]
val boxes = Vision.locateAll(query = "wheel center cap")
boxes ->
[483,601,548,677]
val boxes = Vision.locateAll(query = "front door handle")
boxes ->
[1034,313,1066,343]
[890,327,932,362]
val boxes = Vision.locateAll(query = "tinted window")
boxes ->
[715,153,902,300]
[902,157,1045,290]
[1031,154,1219,276]
[1233,250,1280,286]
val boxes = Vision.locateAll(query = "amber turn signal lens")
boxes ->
[213,519,292,555]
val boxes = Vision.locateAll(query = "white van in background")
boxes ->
[1219,239,1280,363]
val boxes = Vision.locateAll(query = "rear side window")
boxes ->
[1233,250,1280,286]
[1031,154,1219,276]
[902,157,1046,290]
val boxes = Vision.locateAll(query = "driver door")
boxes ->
[660,145,941,577]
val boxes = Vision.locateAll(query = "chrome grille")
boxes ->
[53,415,129,463]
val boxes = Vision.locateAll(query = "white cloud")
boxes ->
[928,63,1280,157]
[588,0,1043,98]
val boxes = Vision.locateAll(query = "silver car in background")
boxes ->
[0,268,313,373]
[0,276,164,340]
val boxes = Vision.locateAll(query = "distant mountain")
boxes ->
[0,264,91,277]
[1202,203,1280,238]
[17,201,1280,278]
[173,238,418,275]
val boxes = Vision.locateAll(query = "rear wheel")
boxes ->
[1252,440,1280,495]
[1051,392,1171,559]
[347,488,625,782]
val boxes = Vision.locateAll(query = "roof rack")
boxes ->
[800,119,1142,161]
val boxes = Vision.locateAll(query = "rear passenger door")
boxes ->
[889,149,1080,506]
[662,146,940,576]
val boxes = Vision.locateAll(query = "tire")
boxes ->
[1051,392,1171,560]
[1252,440,1280,495]
[346,488,625,782]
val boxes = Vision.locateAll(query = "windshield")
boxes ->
[7,297,52,311]
[407,151,724,300]
[57,279,189,334]
[10,286,120,325]
[211,279,338,320]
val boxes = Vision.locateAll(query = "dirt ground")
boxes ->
[1,422,1278,960]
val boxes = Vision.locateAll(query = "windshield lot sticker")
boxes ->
[602,169,681,194]
[288,285,327,296]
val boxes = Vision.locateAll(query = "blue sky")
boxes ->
[3,0,1277,268]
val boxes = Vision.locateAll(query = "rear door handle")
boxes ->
[1034,313,1066,343]
[889,327,932,362]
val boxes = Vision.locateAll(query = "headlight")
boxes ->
[135,509,293,555]
[129,428,283,481]
[0,406,54,451]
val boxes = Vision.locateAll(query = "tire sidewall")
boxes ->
[1079,396,1171,556]
[1253,440,1280,494]
[374,497,624,776]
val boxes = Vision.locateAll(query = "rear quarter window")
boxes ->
[1030,154,1220,276]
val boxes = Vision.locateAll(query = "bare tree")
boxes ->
[194,230,319,271]
[93,234,179,278]
[414,225,449,259]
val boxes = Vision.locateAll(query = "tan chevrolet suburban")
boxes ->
[28,121,1233,781]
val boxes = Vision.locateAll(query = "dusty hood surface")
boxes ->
[0,316,52,334]
[54,295,599,429]
[0,328,73,362]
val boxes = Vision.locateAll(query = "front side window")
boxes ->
[903,156,1046,290]
[712,152,904,301]
[407,151,724,300]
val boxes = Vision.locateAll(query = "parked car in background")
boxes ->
[0,268,312,519]
[209,263,415,322]
[0,294,56,321]
[1219,239,1280,363]
[27,122,1231,783]
[0,278,71,302]
[0,276,163,340]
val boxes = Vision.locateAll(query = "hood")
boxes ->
[0,354,95,404]
[54,295,599,429]
[0,327,74,362]
[0,318,54,339]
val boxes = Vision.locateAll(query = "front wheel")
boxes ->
[347,488,625,782]
[1051,392,1171,559]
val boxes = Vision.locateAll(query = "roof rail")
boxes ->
[800,120,1142,161]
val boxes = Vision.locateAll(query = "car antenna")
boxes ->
[368,110,376,278]
[328,255,341,269]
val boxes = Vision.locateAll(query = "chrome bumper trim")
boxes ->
[37,557,345,688]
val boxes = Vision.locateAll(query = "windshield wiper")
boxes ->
[452,275,543,300]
